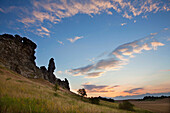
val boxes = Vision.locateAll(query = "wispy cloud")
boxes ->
[57,40,64,45]
[18,18,35,25]
[2,0,169,36]
[36,26,50,36]
[70,28,169,78]
[88,52,108,63]
[41,26,50,33]
[85,71,104,78]
[82,83,119,93]
[67,36,84,43]
[56,71,63,74]
[142,15,148,19]
[124,88,144,94]
[0,8,5,13]
[121,23,127,26]
[134,20,136,23]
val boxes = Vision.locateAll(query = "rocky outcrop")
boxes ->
[47,58,56,84]
[0,34,70,90]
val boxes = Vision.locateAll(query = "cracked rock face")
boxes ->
[0,34,70,90]
[0,34,40,78]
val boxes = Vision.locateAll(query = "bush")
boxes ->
[119,101,134,111]
[89,97,100,105]
[54,83,59,92]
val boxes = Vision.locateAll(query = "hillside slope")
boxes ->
[0,65,151,113]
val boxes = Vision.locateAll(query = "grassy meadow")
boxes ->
[0,65,151,113]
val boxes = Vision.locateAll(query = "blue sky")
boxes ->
[0,0,170,98]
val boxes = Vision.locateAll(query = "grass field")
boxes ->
[0,65,151,113]
[130,98,170,113]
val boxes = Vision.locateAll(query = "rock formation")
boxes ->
[47,58,56,83]
[0,34,70,90]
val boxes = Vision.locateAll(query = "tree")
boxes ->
[77,88,87,97]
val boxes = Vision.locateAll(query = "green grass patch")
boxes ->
[0,95,48,113]
[16,80,24,83]
[6,78,11,81]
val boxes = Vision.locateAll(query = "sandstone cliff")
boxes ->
[0,34,70,90]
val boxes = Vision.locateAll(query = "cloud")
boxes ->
[38,32,50,36]
[18,18,35,24]
[3,0,168,36]
[150,32,158,35]
[96,51,108,58]
[134,20,136,23]
[82,83,117,93]
[121,23,127,26]
[57,40,64,45]
[88,52,108,63]
[85,71,104,78]
[70,28,169,78]
[56,71,63,74]
[36,26,50,36]
[95,58,121,70]
[151,42,164,50]
[70,58,123,77]
[0,8,5,13]
[41,26,50,33]
[124,88,144,94]
[142,15,148,19]
[16,0,168,25]
[67,36,84,43]
[31,0,169,22]
[71,64,94,76]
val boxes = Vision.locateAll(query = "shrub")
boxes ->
[89,97,100,105]
[119,101,134,111]
[54,83,59,92]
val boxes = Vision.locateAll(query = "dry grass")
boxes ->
[130,99,170,113]
[0,65,149,113]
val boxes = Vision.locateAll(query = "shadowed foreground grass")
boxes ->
[0,65,151,113]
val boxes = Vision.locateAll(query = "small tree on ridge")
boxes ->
[77,88,87,97]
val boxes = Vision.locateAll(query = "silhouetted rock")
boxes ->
[40,66,49,80]
[47,58,56,83]
[0,34,70,90]
[56,78,70,90]
[0,34,40,78]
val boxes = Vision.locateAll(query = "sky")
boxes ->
[0,0,170,99]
